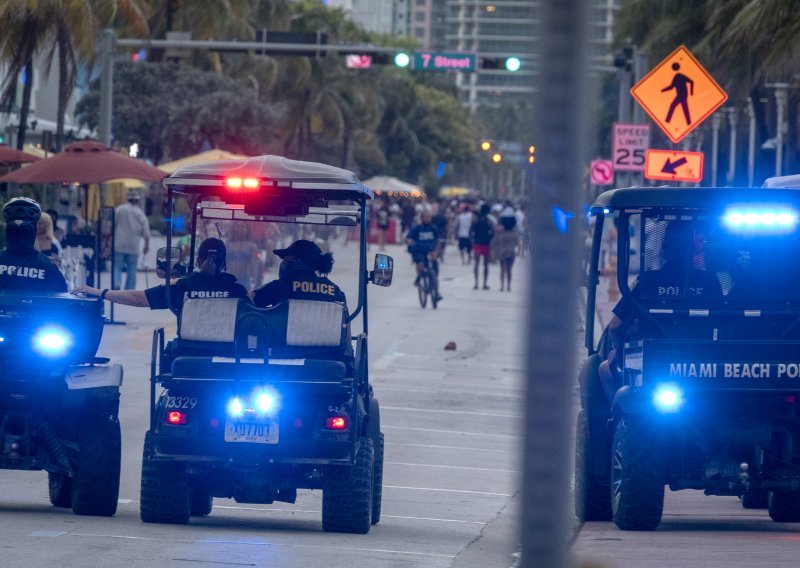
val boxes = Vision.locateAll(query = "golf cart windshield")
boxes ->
[619,207,800,308]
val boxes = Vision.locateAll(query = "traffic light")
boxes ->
[480,57,522,72]
[528,145,535,164]
[368,52,411,68]
[393,52,411,68]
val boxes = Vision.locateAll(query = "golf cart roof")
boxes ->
[164,155,372,199]
[593,186,800,211]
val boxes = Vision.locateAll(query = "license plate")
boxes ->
[224,416,279,444]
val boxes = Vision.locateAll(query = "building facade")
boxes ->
[326,0,409,36]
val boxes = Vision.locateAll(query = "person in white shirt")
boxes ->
[113,189,150,290]
[456,204,475,264]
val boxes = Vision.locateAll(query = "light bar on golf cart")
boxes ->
[164,155,373,198]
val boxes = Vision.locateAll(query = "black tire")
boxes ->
[742,488,769,509]
[48,472,72,508]
[71,414,121,517]
[769,490,800,522]
[611,417,665,531]
[371,432,384,525]
[140,431,191,524]
[322,437,374,534]
[418,275,428,308]
[575,410,612,521]
[190,487,213,517]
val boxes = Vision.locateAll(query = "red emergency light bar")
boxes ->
[225,177,260,192]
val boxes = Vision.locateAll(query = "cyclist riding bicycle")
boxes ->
[406,210,443,303]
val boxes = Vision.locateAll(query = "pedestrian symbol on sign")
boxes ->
[662,63,694,126]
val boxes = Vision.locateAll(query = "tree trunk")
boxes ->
[341,127,350,169]
[16,59,34,150]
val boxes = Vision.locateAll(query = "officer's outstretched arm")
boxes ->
[73,285,150,308]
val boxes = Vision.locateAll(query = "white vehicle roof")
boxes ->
[762,174,800,188]
[164,155,372,197]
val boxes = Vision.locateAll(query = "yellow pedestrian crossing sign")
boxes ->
[631,46,728,144]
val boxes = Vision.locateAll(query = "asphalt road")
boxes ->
[0,241,524,568]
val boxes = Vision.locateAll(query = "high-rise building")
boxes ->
[410,0,448,50]
[325,0,409,36]
[446,1,539,109]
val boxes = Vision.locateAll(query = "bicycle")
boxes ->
[416,253,440,309]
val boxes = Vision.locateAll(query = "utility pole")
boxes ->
[774,84,789,177]
[747,97,756,186]
[522,0,591,566]
[711,113,722,186]
[98,30,116,147]
[727,108,738,185]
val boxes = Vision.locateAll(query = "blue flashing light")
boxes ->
[653,383,685,413]
[32,326,72,357]
[255,391,277,415]
[722,207,798,232]
[227,397,245,418]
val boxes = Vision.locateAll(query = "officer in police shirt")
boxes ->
[252,239,346,308]
[74,238,247,314]
[0,198,67,293]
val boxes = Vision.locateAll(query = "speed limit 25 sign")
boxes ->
[612,122,650,172]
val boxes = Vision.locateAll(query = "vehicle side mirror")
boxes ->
[156,246,188,279]
[371,254,393,287]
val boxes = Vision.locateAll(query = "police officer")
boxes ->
[0,198,67,292]
[252,239,346,308]
[75,238,247,314]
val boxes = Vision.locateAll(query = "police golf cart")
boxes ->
[576,186,800,530]
[141,156,392,533]
[0,293,122,515]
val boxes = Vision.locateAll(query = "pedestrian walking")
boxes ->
[376,200,391,251]
[113,189,150,290]
[36,211,62,266]
[456,204,474,264]
[471,204,495,290]
[492,216,521,292]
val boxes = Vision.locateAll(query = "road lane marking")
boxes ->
[384,485,511,497]
[382,425,519,439]
[64,532,455,559]
[386,461,517,473]
[392,442,514,454]
[211,505,485,525]
[382,406,522,419]
[374,385,524,398]
[30,531,66,537]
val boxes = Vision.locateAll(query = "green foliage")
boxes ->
[76,62,282,163]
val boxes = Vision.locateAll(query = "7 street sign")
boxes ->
[644,149,704,183]
[612,122,650,172]
[631,46,727,144]
[413,51,476,73]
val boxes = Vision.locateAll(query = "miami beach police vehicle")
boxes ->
[141,156,392,533]
[576,186,800,530]
[0,293,122,516]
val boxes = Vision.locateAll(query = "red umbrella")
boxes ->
[0,140,166,184]
[0,144,42,165]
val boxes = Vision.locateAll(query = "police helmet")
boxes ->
[3,197,42,227]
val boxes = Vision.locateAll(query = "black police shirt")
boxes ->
[253,266,346,308]
[145,271,248,313]
[0,248,68,293]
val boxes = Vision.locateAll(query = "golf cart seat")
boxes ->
[169,298,348,382]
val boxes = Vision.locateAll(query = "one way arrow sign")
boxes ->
[645,149,704,182]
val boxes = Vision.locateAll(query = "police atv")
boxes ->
[576,186,800,530]
[141,156,392,534]
[0,293,122,516]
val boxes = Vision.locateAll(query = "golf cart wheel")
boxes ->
[418,275,428,308]
[71,413,121,517]
[48,472,73,508]
[575,410,612,521]
[190,487,213,517]
[611,416,665,531]
[769,490,800,522]
[742,488,769,509]
[322,437,374,534]
[140,431,191,524]
[371,432,384,525]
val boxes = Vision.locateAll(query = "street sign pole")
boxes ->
[727,108,738,185]
[98,29,116,148]
[747,97,756,186]
[711,113,722,186]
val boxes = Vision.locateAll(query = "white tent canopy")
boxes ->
[362,175,425,198]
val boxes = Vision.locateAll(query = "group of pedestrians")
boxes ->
[378,196,527,298]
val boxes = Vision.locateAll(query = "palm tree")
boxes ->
[0,1,149,151]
